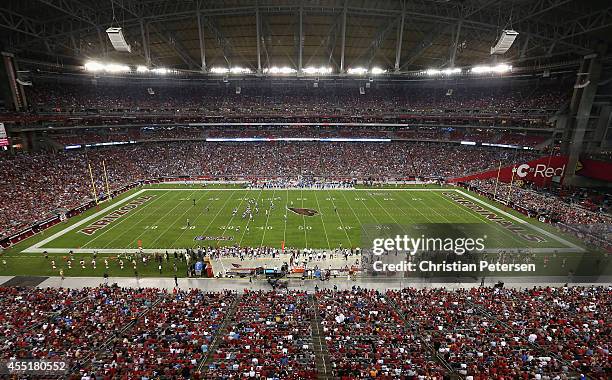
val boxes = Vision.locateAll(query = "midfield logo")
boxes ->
[287,207,319,216]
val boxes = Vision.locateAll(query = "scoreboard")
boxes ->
[0,123,8,147]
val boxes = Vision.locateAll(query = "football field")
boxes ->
[23,186,582,254]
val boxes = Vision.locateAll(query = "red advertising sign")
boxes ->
[449,156,569,186]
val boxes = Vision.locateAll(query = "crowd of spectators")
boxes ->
[25,82,569,117]
[47,125,550,148]
[0,286,160,369]
[205,290,317,379]
[0,141,539,238]
[386,286,611,379]
[3,285,607,379]
[317,288,447,378]
[87,289,234,379]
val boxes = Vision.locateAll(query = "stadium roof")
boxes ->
[1,0,611,73]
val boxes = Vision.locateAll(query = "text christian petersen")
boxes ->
[370,234,536,273]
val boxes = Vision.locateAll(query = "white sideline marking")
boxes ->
[143,188,448,191]
[19,247,581,254]
[454,190,584,252]
[22,188,584,254]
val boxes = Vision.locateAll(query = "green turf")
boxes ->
[1,186,609,278]
[31,188,574,251]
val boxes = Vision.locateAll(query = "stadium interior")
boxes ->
[0,0,611,379]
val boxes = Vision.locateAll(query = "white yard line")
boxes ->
[324,189,353,248]
[259,189,276,248]
[313,191,332,251]
[282,188,289,246]
[338,190,366,226]
[364,191,415,239]
[300,189,309,249]
[238,189,264,246]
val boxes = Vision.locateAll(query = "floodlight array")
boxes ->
[302,66,332,75]
[347,67,387,75]
[424,68,462,76]
[84,61,177,74]
[471,64,512,74]
[84,61,130,73]
[264,66,297,74]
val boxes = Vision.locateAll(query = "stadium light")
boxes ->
[229,66,252,74]
[84,61,104,72]
[425,68,461,76]
[347,67,368,75]
[303,66,332,75]
[471,64,512,74]
[210,67,229,74]
[105,64,130,73]
[136,65,149,73]
[151,67,170,74]
[370,67,387,75]
[442,68,461,75]
[264,66,297,75]
[84,61,130,73]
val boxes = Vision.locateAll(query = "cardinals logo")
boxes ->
[288,207,319,216]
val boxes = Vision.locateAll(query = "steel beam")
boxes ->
[394,7,405,72]
[256,7,262,73]
[35,0,98,27]
[556,6,612,40]
[449,20,462,67]
[519,35,531,59]
[200,16,238,67]
[149,23,199,70]
[0,8,74,53]
[512,0,573,24]
[96,26,106,57]
[356,16,401,68]
[339,1,347,72]
[140,19,151,67]
[298,5,303,72]
[196,12,207,71]
[562,50,605,185]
